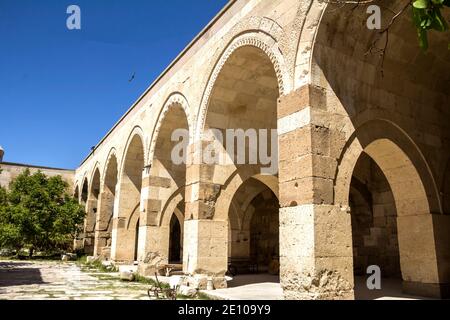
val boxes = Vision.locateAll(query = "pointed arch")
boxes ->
[118,126,147,181]
[148,92,193,164]
[111,127,146,263]
[195,31,290,141]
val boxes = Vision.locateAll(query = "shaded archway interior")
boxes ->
[350,152,402,299]
[228,178,280,276]
[81,179,88,204]
[74,186,79,201]
[151,104,189,265]
[95,154,118,259]
[202,45,281,284]
[343,137,444,298]
[169,213,182,264]
[312,1,450,298]
[205,45,279,167]
[84,169,100,254]
[152,104,189,187]
[443,161,450,215]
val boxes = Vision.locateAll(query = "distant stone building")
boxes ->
[0,146,4,163]
[0,148,74,190]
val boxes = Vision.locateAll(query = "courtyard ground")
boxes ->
[201,275,429,300]
[0,260,430,300]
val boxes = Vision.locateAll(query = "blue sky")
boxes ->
[0,0,228,169]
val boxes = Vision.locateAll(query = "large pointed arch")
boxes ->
[111,128,146,263]
[140,93,191,269]
[148,92,193,164]
[195,31,290,141]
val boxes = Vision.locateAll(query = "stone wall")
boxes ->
[0,162,74,191]
[69,0,450,299]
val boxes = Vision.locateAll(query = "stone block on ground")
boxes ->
[178,285,197,297]
[86,256,96,263]
[169,276,185,289]
[120,271,135,282]
[66,253,77,261]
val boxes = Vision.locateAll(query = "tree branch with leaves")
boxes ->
[325,0,449,50]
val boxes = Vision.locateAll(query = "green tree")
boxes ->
[0,169,85,257]
[411,0,450,50]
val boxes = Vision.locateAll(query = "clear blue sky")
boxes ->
[0,0,228,169]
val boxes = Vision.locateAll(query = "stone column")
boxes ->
[93,191,114,258]
[110,215,128,263]
[278,85,354,300]
[182,143,228,289]
[138,173,172,276]
[397,213,450,298]
[83,199,97,255]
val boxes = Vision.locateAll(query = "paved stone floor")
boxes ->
[353,276,430,300]
[0,260,151,300]
[202,274,429,300]
[0,261,431,300]
[202,274,283,300]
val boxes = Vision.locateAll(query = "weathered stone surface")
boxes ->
[120,271,135,282]
[17,0,446,301]
[178,285,197,297]
[0,261,152,300]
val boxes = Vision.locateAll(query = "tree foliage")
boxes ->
[0,169,85,256]
[412,0,450,49]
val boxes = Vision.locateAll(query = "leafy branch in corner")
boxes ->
[411,0,450,50]
[326,0,449,74]
[325,1,449,50]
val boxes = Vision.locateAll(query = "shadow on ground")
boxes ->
[0,262,45,287]
[227,274,279,288]
[354,276,431,300]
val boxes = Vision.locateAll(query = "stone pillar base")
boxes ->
[137,250,168,276]
[99,246,111,261]
[279,205,355,300]
[403,281,450,299]
[183,219,228,276]
[73,239,84,251]
[181,275,227,290]
[138,263,159,277]
[283,289,354,300]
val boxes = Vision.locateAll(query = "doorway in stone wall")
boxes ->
[169,213,182,264]
[227,177,280,287]
[134,218,140,262]
[249,192,279,275]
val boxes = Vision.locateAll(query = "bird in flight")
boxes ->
[129,72,136,82]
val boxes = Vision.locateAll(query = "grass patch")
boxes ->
[83,258,118,273]
[196,292,211,300]
[94,274,121,281]
[76,255,87,264]
[129,273,170,289]
[0,256,13,261]
[176,292,211,300]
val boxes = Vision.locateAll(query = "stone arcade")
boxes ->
[71,0,450,299]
